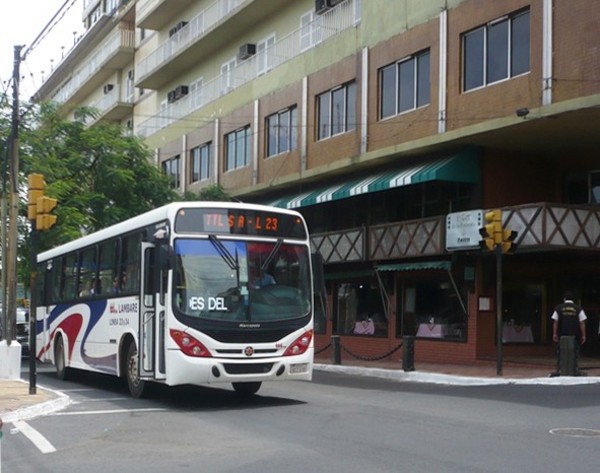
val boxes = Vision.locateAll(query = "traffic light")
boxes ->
[27,173,45,220]
[37,196,58,230]
[479,209,502,251]
[27,173,58,231]
[501,228,518,254]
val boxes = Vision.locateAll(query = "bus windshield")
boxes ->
[173,238,311,322]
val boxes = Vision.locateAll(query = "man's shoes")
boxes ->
[549,371,560,377]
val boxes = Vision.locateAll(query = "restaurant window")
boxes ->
[336,279,388,337]
[462,9,530,91]
[397,275,466,341]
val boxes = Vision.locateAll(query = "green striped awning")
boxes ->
[269,148,479,209]
[376,261,452,272]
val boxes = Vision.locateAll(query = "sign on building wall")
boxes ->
[446,210,483,250]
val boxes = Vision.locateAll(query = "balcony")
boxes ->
[137,0,361,137]
[309,203,600,265]
[136,0,290,90]
[137,0,197,31]
[85,85,133,126]
[50,27,135,109]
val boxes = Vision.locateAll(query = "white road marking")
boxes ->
[12,420,56,454]
[52,408,166,416]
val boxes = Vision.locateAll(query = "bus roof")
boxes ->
[37,201,304,263]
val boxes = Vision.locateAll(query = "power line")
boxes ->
[21,0,78,62]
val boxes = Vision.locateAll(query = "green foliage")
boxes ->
[182,184,232,202]
[20,103,178,249]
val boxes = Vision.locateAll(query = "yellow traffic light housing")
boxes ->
[479,209,502,251]
[36,196,58,230]
[27,173,45,220]
[27,173,58,231]
[501,229,518,254]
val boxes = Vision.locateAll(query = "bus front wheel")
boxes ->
[126,342,147,398]
[54,336,70,381]
[232,381,262,397]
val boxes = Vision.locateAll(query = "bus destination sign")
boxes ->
[175,208,307,239]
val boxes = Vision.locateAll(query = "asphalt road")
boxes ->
[2,366,600,473]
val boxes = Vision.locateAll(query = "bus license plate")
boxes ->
[290,363,308,374]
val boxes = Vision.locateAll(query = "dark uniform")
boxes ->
[551,297,587,375]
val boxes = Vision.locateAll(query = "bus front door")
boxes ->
[139,242,166,381]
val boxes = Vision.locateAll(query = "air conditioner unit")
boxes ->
[238,43,257,61]
[329,0,345,6]
[167,90,177,103]
[103,84,114,94]
[315,0,329,14]
[174,85,189,99]
[169,21,188,37]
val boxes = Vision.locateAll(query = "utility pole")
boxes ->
[0,45,23,379]
[6,45,23,346]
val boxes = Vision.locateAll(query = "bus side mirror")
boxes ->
[158,246,173,271]
[311,252,326,296]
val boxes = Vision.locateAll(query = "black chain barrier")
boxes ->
[340,340,404,362]
[315,338,405,361]
[315,342,332,355]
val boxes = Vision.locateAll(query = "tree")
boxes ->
[20,103,178,249]
[182,183,233,202]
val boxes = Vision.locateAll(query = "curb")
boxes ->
[314,363,600,386]
[1,385,72,424]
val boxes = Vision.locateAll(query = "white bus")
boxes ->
[35,202,317,397]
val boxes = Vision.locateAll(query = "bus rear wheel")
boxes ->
[54,336,70,381]
[126,342,147,398]
[232,382,262,397]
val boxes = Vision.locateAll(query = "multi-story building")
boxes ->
[34,0,600,366]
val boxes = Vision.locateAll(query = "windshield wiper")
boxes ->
[208,235,239,271]
[261,238,283,272]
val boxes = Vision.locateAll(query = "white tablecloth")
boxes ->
[502,324,534,343]
[416,323,444,338]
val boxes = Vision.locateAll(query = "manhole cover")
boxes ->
[549,428,600,438]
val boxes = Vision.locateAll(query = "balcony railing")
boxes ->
[83,85,133,125]
[51,28,135,105]
[310,203,600,265]
[136,0,246,82]
[137,0,361,137]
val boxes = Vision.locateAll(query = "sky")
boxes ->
[1,0,84,100]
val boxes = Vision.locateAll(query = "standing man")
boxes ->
[551,291,587,376]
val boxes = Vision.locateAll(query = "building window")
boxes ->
[189,76,204,109]
[162,155,181,188]
[257,34,276,75]
[380,49,430,119]
[220,57,237,94]
[300,12,322,51]
[317,81,356,140]
[190,142,211,183]
[336,280,388,337]
[463,9,530,91]
[225,126,251,171]
[397,277,467,341]
[266,106,298,157]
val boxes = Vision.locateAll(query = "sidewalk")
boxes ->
[0,379,71,424]
[2,357,600,424]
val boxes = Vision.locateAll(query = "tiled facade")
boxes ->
[35,0,600,365]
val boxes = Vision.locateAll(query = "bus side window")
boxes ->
[63,254,78,301]
[121,232,141,293]
[99,239,118,295]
